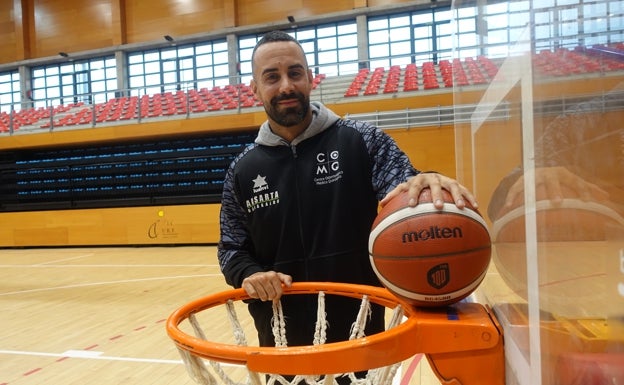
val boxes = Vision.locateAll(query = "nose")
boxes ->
[278,76,295,94]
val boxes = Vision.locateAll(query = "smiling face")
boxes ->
[250,40,314,142]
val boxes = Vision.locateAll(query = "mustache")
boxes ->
[271,92,305,106]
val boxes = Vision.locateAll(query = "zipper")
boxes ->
[290,142,309,280]
[290,143,297,158]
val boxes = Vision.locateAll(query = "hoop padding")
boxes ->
[166,282,420,375]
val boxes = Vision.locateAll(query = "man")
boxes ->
[217,30,476,381]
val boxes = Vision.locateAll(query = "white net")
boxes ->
[177,291,405,385]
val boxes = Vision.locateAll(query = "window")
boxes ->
[367,0,622,66]
[0,70,20,113]
[480,1,530,58]
[127,39,228,96]
[533,0,622,51]
[30,57,116,108]
[238,20,358,84]
[368,7,457,67]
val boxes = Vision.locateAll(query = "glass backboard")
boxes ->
[451,1,624,384]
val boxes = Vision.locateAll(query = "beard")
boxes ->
[265,91,310,127]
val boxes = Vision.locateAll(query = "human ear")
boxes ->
[250,79,260,100]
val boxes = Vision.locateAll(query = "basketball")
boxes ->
[369,188,492,307]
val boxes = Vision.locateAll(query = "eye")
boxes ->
[289,70,304,79]
[264,73,279,83]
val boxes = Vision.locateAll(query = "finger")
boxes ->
[543,175,564,204]
[427,183,445,209]
[398,174,435,207]
[455,185,478,209]
[243,273,274,301]
[416,173,445,208]
[380,182,408,207]
[242,279,261,299]
[586,183,610,201]
[504,176,525,209]
[558,168,609,201]
[449,190,466,209]
[277,272,293,288]
[267,278,285,300]
[437,179,468,209]
[257,287,272,301]
[406,175,431,207]
[254,271,293,301]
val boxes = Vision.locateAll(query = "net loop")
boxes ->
[272,300,288,347]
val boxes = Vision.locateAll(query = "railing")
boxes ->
[345,103,511,130]
[345,88,624,130]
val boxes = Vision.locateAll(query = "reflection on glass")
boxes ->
[482,77,624,385]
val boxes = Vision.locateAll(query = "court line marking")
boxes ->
[540,272,606,287]
[0,274,221,296]
[0,264,219,268]
[37,253,94,265]
[0,349,183,365]
[400,353,423,385]
[62,349,104,358]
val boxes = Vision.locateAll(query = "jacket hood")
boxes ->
[255,101,341,146]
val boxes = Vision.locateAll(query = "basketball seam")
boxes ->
[370,258,488,303]
[371,244,492,260]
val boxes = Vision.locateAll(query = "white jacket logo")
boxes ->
[246,174,279,213]
[252,174,268,193]
[314,150,343,185]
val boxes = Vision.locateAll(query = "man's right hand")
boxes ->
[242,271,293,301]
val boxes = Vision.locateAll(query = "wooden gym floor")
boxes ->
[0,246,444,385]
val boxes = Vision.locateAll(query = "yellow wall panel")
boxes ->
[124,0,229,44]
[0,204,221,247]
[0,3,19,63]
[387,125,456,179]
[32,0,117,57]
[237,0,357,27]
[368,0,423,6]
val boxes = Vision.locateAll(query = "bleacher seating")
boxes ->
[464,57,488,85]
[533,46,624,76]
[344,68,369,97]
[1,46,622,135]
[383,65,401,93]
[452,59,470,86]
[438,60,453,87]
[477,55,499,78]
[403,63,418,92]
[364,67,385,95]
[422,62,440,89]
[27,81,278,131]
[312,73,326,89]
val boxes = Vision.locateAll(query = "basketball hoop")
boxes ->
[166,282,505,385]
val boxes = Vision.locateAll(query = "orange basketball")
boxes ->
[369,188,491,307]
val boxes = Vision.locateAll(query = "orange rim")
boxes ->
[166,282,421,375]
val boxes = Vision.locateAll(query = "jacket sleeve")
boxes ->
[357,121,419,200]
[217,159,264,288]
